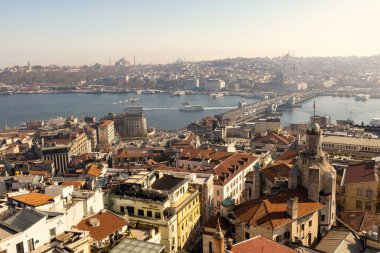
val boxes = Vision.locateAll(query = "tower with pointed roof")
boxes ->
[213,219,225,253]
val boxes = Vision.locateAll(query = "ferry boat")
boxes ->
[210,93,224,98]
[141,89,156,94]
[179,105,204,112]
[355,94,370,101]
[238,101,247,108]
[171,91,185,96]
[370,118,380,126]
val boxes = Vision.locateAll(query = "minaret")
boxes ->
[213,219,224,253]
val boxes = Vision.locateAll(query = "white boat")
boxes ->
[142,90,155,94]
[210,93,224,98]
[179,105,204,112]
[370,118,380,126]
[171,91,185,96]
[355,94,370,101]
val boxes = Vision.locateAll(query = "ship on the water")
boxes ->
[179,105,204,112]
[171,91,186,96]
[210,93,224,98]
[355,94,370,101]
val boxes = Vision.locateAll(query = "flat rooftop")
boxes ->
[110,238,164,253]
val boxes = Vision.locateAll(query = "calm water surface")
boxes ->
[0,93,257,130]
[0,94,378,130]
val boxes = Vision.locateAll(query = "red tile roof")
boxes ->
[213,153,259,186]
[253,132,295,146]
[9,192,54,207]
[276,149,300,164]
[86,164,103,177]
[344,161,377,185]
[233,188,324,228]
[99,120,114,128]
[230,235,297,253]
[76,210,128,241]
[261,163,291,183]
[341,211,380,233]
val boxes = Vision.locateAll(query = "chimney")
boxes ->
[287,197,298,219]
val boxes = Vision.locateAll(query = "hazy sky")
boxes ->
[1,0,380,67]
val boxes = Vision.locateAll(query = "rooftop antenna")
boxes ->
[313,100,316,122]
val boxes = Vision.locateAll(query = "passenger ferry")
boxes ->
[179,105,204,112]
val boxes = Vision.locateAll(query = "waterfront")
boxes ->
[0,93,258,130]
[1,93,379,130]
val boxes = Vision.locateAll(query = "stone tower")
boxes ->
[213,219,225,253]
[288,122,336,234]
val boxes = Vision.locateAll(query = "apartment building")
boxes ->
[109,171,201,253]
[98,119,115,147]
[339,161,379,213]
[108,112,147,138]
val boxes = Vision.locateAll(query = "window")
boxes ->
[16,242,24,253]
[356,200,362,209]
[356,188,363,197]
[301,224,305,231]
[366,189,373,198]
[217,190,220,196]
[245,232,250,239]
[49,228,56,238]
[27,239,34,252]
[138,209,144,216]
[126,206,134,215]
[309,220,312,227]
[120,206,125,214]
[209,241,212,253]
[365,201,372,211]
[155,212,161,219]
[284,231,290,239]
[217,201,221,208]
[147,210,152,217]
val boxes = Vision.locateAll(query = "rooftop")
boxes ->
[151,174,187,192]
[109,237,164,253]
[229,235,297,253]
[315,228,363,253]
[343,161,377,185]
[323,135,380,147]
[76,210,128,241]
[233,188,324,228]
[8,192,54,207]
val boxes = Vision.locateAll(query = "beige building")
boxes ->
[98,119,115,147]
[109,112,147,138]
[231,189,324,247]
[299,134,380,159]
[108,172,201,253]
[339,161,379,213]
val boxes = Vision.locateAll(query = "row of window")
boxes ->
[356,188,373,198]
[323,143,380,152]
[120,206,161,219]
[356,200,372,211]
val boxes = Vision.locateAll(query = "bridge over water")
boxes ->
[220,91,316,125]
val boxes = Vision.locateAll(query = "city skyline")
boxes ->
[1,0,380,67]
